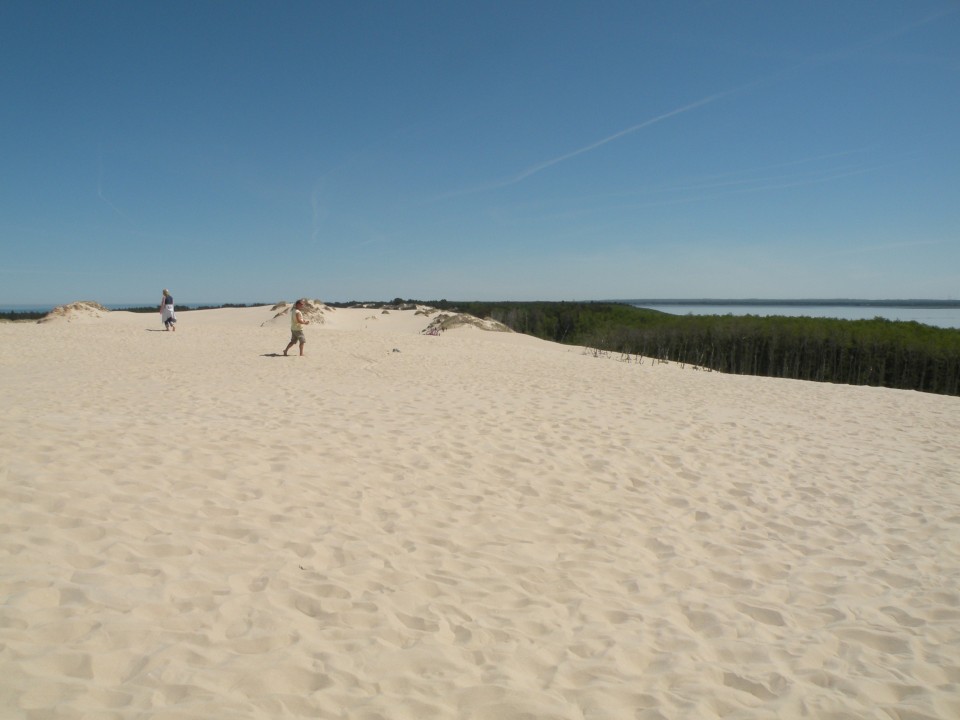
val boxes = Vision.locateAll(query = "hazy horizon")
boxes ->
[5,297,960,312]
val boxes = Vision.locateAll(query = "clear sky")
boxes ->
[2,0,958,305]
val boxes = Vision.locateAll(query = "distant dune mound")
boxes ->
[38,301,110,324]
[379,304,437,315]
[422,312,512,334]
[261,299,329,327]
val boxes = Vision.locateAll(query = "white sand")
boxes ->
[1,304,959,719]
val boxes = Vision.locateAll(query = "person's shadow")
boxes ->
[260,353,293,358]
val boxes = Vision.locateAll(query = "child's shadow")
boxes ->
[261,353,292,358]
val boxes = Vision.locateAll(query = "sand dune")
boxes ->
[2,305,959,719]
[35,300,110,323]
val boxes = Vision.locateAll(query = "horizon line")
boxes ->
[3,297,960,311]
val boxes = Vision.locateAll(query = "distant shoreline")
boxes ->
[622,299,960,309]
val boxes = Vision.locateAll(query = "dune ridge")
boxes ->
[1,304,958,719]
[35,300,110,323]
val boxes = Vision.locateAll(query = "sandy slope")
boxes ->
[1,305,959,719]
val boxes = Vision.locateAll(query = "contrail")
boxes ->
[510,90,734,184]
[795,5,959,70]
[815,238,944,260]
[428,87,746,202]
[432,6,957,203]
[310,184,326,243]
[97,149,129,218]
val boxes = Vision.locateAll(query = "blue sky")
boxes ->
[2,0,958,305]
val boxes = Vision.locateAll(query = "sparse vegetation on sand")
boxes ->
[405,301,960,396]
[9,298,958,395]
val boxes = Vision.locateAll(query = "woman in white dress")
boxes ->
[160,289,177,331]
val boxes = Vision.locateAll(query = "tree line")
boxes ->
[420,301,960,397]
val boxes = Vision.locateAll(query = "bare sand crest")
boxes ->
[1,304,959,719]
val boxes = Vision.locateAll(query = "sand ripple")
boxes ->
[2,307,959,718]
